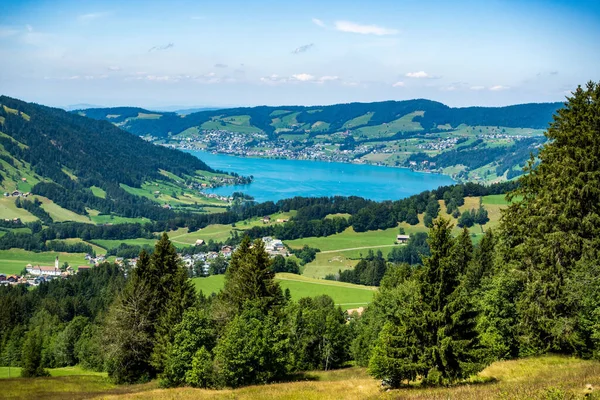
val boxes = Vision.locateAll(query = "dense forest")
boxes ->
[79,100,562,139]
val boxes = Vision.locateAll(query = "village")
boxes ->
[0,235,290,287]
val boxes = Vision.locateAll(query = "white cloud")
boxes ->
[260,74,287,84]
[25,24,33,32]
[470,85,485,90]
[292,73,315,82]
[78,12,110,22]
[392,81,405,87]
[334,21,398,36]
[312,18,326,28]
[405,71,431,78]
[108,66,121,71]
[489,85,509,91]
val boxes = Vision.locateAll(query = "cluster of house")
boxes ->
[261,216,289,224]
[262,237,287,256]
[179,243,235,276]
[3,189,31,197]
[0,257,92,287]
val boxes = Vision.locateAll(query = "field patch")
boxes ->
[0,249,92,275]
[192,273,376,310]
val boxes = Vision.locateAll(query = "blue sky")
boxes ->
[1,0,599,108]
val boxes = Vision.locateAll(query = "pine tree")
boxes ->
[497,82,600,355]
[20,329,49,378]
[220,236,283,314]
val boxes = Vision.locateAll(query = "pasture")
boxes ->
[192,272,376,311]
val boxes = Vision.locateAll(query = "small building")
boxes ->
[0,274,6,282]
[396,234,410,244]
[7,275,18,283]
[262,216,271,224]
[195,239,205,246]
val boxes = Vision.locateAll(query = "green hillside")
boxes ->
[0,96,246,223]
[78,99,561,183]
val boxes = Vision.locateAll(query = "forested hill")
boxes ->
[77,99,563,139]
[0,96,230,220]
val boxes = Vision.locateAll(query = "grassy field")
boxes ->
[3,356,596,399]
[0,197,38,222]
[90,238,161,251]
[0,249,92,275]
[35,196,91,223]
[192,273,376,310]
[285,226,399,252]
[285,195,509,279]
[0,365,106,379]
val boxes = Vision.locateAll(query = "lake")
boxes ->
[188,150,455,203]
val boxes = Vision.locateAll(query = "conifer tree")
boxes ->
[497,81,600,355]
[369,218,485,387]
[220,236,283,314]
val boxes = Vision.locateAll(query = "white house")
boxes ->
[26,257,62,276]
[397,234,410,244]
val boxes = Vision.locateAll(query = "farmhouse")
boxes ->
[262,216,271,224]
[397,234,410,244]
[195,239,205,246]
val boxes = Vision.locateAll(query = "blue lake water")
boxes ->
[188,150,455,203]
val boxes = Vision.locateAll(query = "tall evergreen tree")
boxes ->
[220,236,283,315]
[369,218,485,387]
[497,81,600,356]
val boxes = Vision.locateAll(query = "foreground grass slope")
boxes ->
[2,356,597,399]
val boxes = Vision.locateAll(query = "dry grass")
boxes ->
[90,355,600,400]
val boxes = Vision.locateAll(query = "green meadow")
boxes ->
[192,272,376,310]
[0,249,92,276]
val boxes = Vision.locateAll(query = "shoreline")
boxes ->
[175,145,457,181]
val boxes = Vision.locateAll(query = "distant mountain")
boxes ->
[0,96,226,220]
[77,99,562,139]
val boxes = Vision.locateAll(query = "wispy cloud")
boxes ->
[317,76,339,83]
[405,71,436,79]
[148,43,174,52]
[489,85,510,91]
[0,26,19,37]
[25,24,33,32]
[440,85,456,92]
[392,81,405,87]
[312,18,326,28]
[107,66,121,71]
[334,21,398,36]
[214,63,228,68]
[292,43,314,54]
[78,12,110,22]
[260,73,339,85]
[470,85,485,91]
